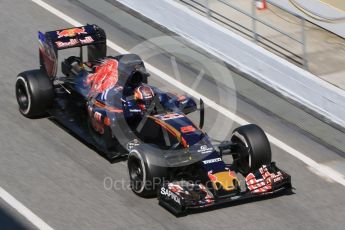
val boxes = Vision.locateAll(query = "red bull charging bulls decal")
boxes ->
[86,59,119,97]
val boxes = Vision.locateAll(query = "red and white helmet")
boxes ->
[134,85,155,110]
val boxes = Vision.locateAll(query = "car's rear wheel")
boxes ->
[15,70,53,118]
[231,124,271,175]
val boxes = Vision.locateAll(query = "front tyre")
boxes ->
[127,150,156,197]
[15,70,53,118]
[231,124,271,175]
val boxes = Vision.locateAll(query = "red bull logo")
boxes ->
[57,27,87,38]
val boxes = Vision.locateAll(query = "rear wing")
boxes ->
[38,24,107,77]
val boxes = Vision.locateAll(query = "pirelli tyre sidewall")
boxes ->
[15,70,53,118]
[231,124,272,176]
[127,149,167,197]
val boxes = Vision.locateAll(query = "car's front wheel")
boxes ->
[231,124,272,175]
[127,150,157,197]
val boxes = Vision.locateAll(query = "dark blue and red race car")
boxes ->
[15,25,291,215]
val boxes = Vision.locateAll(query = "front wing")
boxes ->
[158,163,292,215]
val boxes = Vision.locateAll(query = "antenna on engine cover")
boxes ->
[199,98,204,129]
[79,46,84,70]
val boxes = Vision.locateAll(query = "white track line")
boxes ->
[31,1,345,187]
[0,187,54,230]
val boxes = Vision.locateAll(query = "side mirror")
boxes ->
[180,97,197,115]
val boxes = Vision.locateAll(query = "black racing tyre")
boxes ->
[231,124,271,175]
[15,70,53,118]
[127,150,157,198]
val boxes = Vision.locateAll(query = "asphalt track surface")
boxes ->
[0,0,345,229]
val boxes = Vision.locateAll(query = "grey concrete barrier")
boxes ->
[269,0,345,39]
[115,0,345,129]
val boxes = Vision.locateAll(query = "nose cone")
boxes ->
[210,171,240,192]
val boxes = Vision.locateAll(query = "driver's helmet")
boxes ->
[133,85,155,111]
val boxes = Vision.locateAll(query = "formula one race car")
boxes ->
[15,25,291,215]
